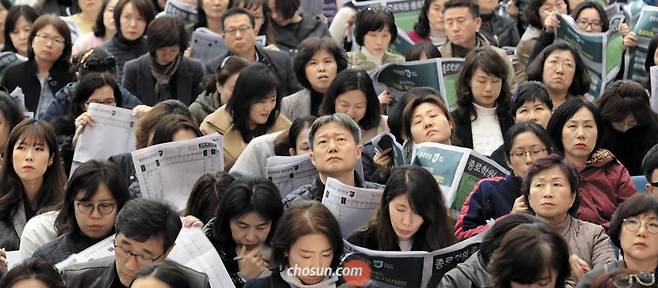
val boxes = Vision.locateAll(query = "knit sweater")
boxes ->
[102,34,147,83]
[471,103,504,156]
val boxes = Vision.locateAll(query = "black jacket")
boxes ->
[60,256,211,288]
[270,12,330,55]
[451,111,515,150]
[108,153,140,199]
[1,59,75,114]
[205,45,301,98]
[102,35,148,83]
[203,217,244,287]
[33,233,98,265]
[479,12,520,48]
[600,121,658,176]
[122,54,205,106]
[347,226,428,251]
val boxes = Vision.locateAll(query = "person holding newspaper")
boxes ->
[61,199,211,288]
[0,119,67,252]
[546,99,636,229]
[522,154,614,284]
[348,166,456,252]
[31,160,129,265]
[282,113,382,208]
[455,121,553,240]
[203,178,284,287]
[245,202,344,288]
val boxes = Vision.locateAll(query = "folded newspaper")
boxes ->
[72,103,137,176]
[341,231,486,287]
[370,132,406,167]
[369,58,465,111]
[624,5,658,83]
[266,154,319,198]
[131,133,224,211]
[410,142,510,211]
[321,177,384,237]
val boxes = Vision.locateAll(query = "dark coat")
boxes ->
[347,226,428,251]
[122,54,205,106]
[1,59,75,114]
[600,121,658,176]
[451,111,515,150]
[33,233,98,265]
[205,45,302,98]
[270,12,330,55]
[479,12,520,48]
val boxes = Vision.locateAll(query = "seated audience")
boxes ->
[346,6,404,72]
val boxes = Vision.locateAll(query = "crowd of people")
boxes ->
[0,0,656,287]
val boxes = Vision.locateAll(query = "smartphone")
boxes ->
[377,135,393,153]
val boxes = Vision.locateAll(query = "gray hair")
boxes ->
[308,113,362,150]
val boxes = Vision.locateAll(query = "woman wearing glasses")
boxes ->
[1,15,75,120]
[455,121,553,240]
[577,193,658,288]
[523,154,614,284]
[32,160,129,265]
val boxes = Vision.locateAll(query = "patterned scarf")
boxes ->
[149,53,182,102]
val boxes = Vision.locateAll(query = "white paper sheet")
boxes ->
[131,134,224,211]
[6,250,23,270]
[55,234,116,271]
[71,103,136,176]
[651,66,658,113]
[266,154,319,198]
[322,177,383,237]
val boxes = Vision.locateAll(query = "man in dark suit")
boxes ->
[206,7,302,98]
[61,199,210,288]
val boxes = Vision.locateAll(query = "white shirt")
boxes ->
[471,103,504,156]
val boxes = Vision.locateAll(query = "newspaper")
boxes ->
[555,14,624,98]
[342,231,486,287]
[190,27,266,63]
[131,134,224,211]
[168,227,236,288]
[55,234,116,271]
[370,58,465,111]
[624,6,658,83]
[5,250,22,270]
[71,103,136,176]
[651,66,658,113]
[9,87,33,119]
[321,177,384,236]
[410,143,510,211]
[370,132,406,167]
[266,154,319,198]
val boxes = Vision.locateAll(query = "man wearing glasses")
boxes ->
[642,143,658,197]
[205,7,301,99]
[61,199,210,288]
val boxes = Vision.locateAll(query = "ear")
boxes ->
[48,155,54,167]
[356,144,363,158]
[474,16,482,30]
[288,147,296,156]
[309,150,317,167]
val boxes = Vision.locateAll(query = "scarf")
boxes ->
[279,270,339,288]
[150,53,182,102]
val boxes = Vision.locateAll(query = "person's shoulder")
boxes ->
[202,105,233,133]
[261,47,291,62]
[170,260,210,286]
[183,56,204,70]
[124,54,149,68]
[32,233,66,259]
[283,184,316,206]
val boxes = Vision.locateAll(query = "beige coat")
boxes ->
[200,105,291,170]
[513,26,541,85]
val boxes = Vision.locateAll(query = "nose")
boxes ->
[424,117,433,128]
[524,152,534,164]
[25,148,34,161]
[401,211,412,226]
[90,206,102,219]
[527,110,538,122]
[244,229,257,242]
[575,126,586,138]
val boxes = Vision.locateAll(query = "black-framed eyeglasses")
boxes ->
[612,272,655,288]
[651,181,658,188]
[85,98,117,107]
[82,57,117,71]
[113,241,164,265]
[75,200,117,216]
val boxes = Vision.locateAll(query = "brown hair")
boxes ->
[596,80,657,125]
[134,100,194,149]
[28,15,72,65]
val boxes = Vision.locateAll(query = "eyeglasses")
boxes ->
[82,57,117,71]
[612,272,655,288]
[650,181,658,188]
[545,59,575,70]
[224,26,253,36]
[75,200,117,216]
[576,20,603,30]
[622,217,658,234]
[35,33,65,46]
[366,6,393,14]
[85,98,117,107]
[114,241,164,265]
[509,148,548,159]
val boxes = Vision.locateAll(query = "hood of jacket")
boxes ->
[193,90,222,114]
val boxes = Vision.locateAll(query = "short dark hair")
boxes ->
[454,47,513,125]
[413,0,436,38]
[524,0,547,28]
[221,7,255,29]
[571,1,608,32]
[293,37,348,91]
[608,194,658,250]
[131,260,191,288]
[184,172,235,224]
[0,258,65,288]
[114,199,182,252]
[273,115,318,156]
[55,160,130,237]
[596,80,656,125]
[134,99,195,149]
[149,114,202,146]
[74,48,118,77]
[405,41,441,61]
[527,41,591,97]
[146,16,188,55]
[72,72,123,118]
[2,5,38,54]
[401,92,454,142]
[28,15,73,65]
[510,81,553,116]
[642,144,658,183]
[202,56,249,98]
[388,88,430,143]
[233,0,274,41]
[479,213,548,265]
[373,166,456,251]
[270,201,343,271]
[213,178,284,251]
[546,98,603,155]
[271,0,299,20]
[522,153,581,217]
[503,122,554,163]
[226,62,281,141]
[443,0,479,17]
[320,69,382,130]
[354,6,397,47]
[0,92,25,137]
[488,223,571,288]
[307,113,361,150]
[114,0,156,34]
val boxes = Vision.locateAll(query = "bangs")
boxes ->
[15,124,48,149]
[475,56,507,79]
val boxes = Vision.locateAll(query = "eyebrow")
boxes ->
[300,248,333,253]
